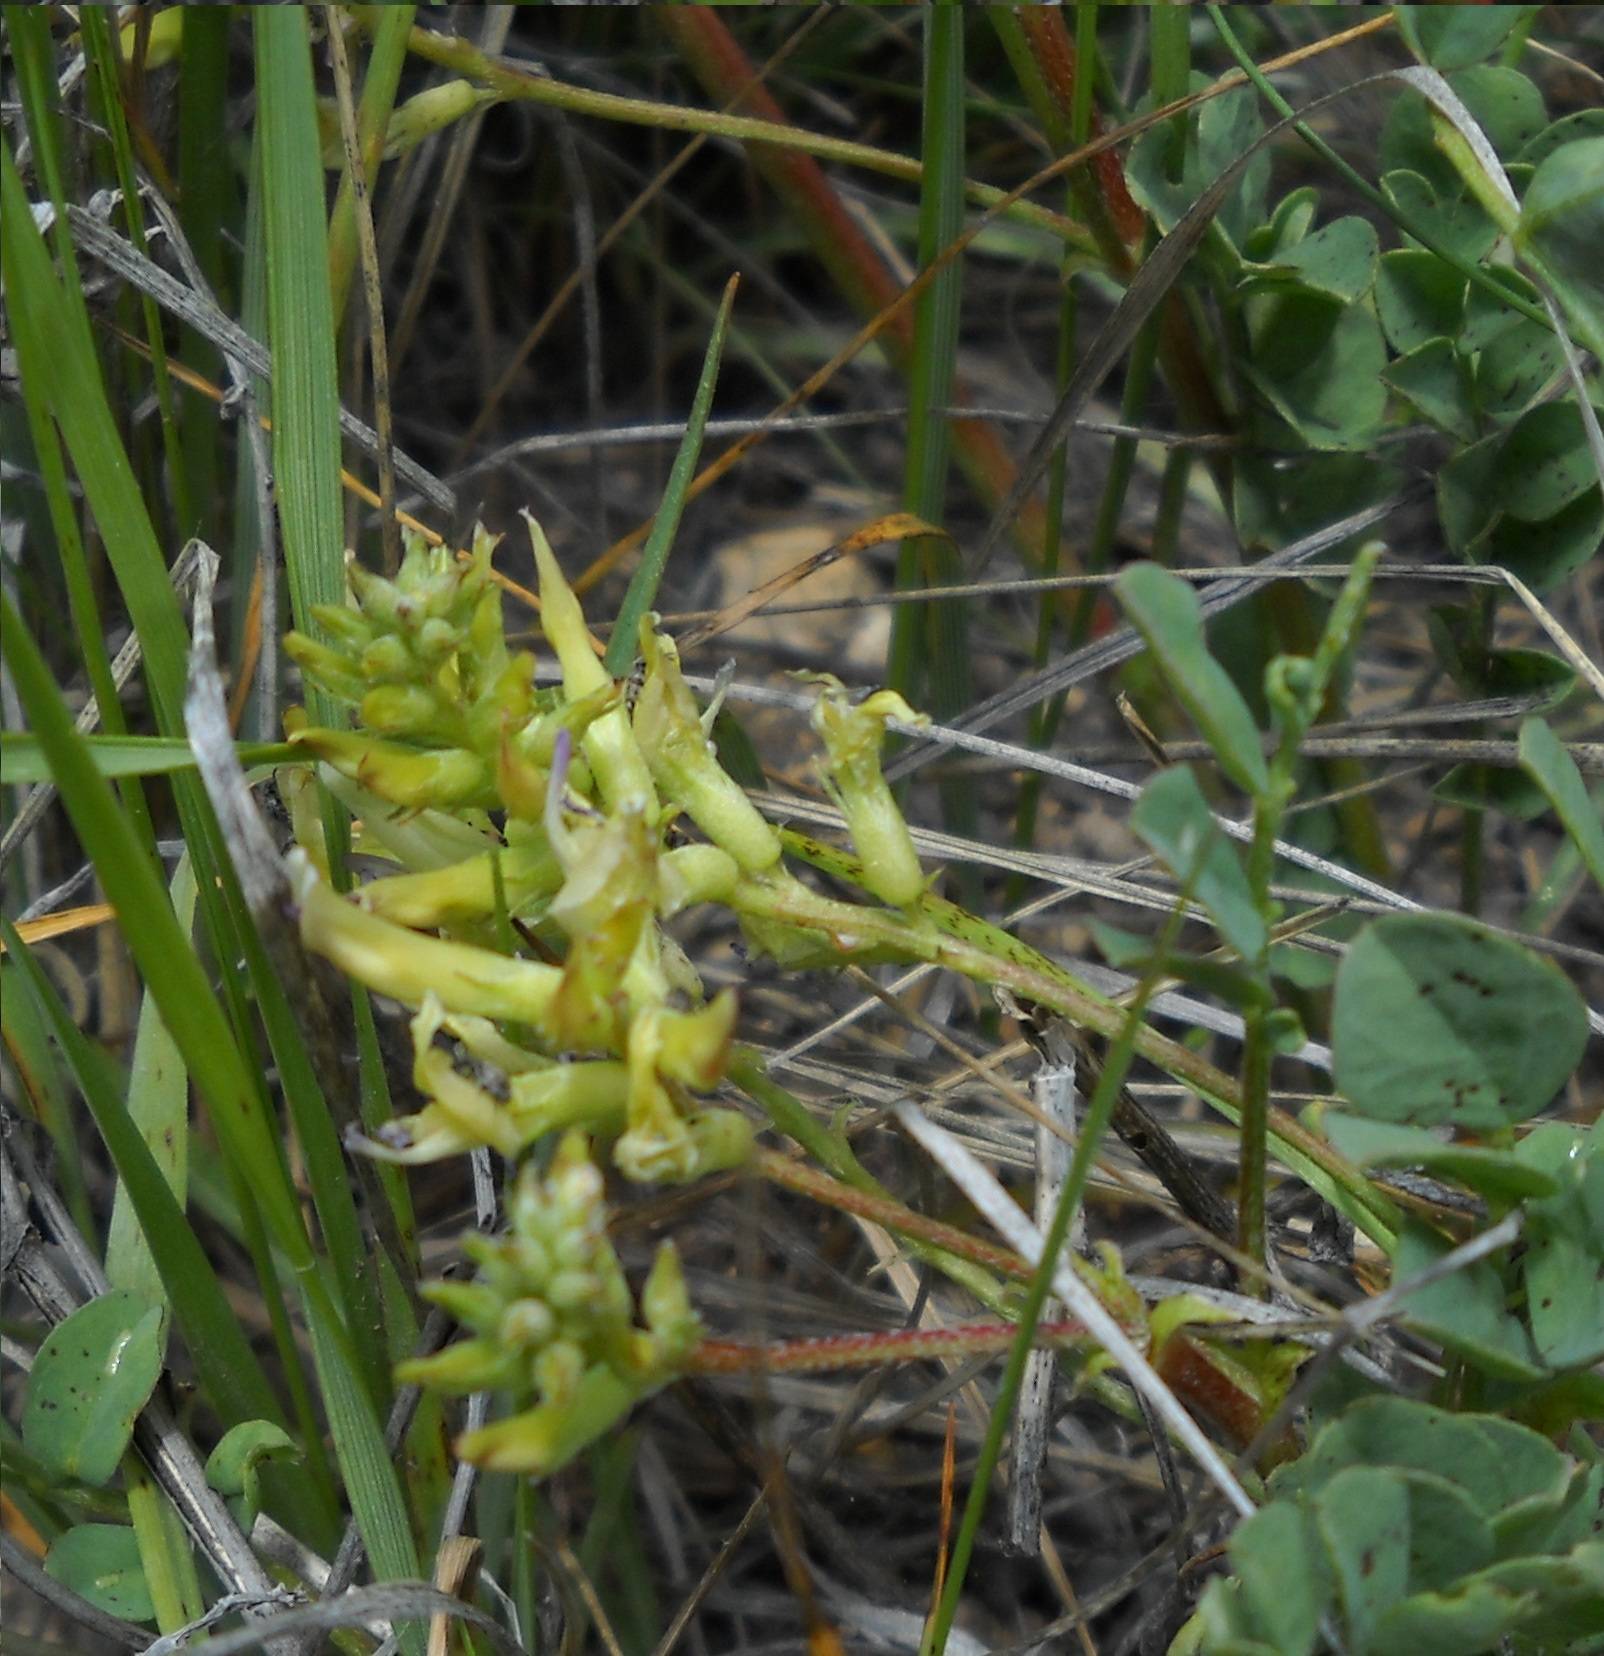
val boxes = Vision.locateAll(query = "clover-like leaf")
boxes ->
[45,1525,155,1625]
[1130,765,1266,962]
[1519,719,1604,893]
[21,1292,164,1487]
[1332,912,1586,1128]
[1116,563,1268,797]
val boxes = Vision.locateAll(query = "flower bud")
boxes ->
[291,727,495,812]
[809,677,928,908]
[634,624,781,873]
[291,850,561,1028]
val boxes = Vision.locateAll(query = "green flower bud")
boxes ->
[291,727,495,812]
[809,677,928,908]
[526,512,657,817]
[358,633,415,683]
[634,624,781,873]
[498,1299,557,1350]
[455,1365,636,1475]
[306,600,377,652]
[356,839,561,929]
[360,683,452,741]
[282,634,369,703]
[640,1242,700,1365]
[656,991,736,1092]
[396,1336,519,1395]
[291,851,561,1028]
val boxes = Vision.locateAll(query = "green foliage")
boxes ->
[21,1293,163,1486]
[45,1524,157,1626]
[1193,1398,1604,1656]
[204,1422,301,1532]
[5,11,1600,1653]
[1331,913,1586,1128]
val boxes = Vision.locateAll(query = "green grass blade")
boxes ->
[603,273,739,676]
[889,1,968,720]
[79,4,192,536]
[6,8,156,854]
[253,7,347,691]
[329,4,416,323]
[104,856,198,1325]
[177,5,236,549]
[0,734,297,785]
[2,590,424,1642]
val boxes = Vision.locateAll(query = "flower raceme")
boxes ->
[280,519,937,1469]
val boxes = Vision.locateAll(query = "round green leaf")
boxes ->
[1517,137,1604,308]
[1382,68,1547,200]
[1495,401,1604,522]
[1383,337,1478,443]
[1245,292,1387,449]
[1240,216,1379,305]
[21,1291,164,1487]
[1396,7,1538,74]
[1481,490,1604,593]
[1518,109,1604,168]
[1228,1500,1332,1654]
[44,1524,156,1624]
[1333,913,1587,1128]
[205,1419,300,1529]
[1377,250,1467,354]
[1316,1466,1413,1650]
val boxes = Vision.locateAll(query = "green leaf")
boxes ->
[1124,82,1268,248]
[1369,1578,1529,1656]
[1395,7,1538,74]
[1244,291,1387,449]
[1394,1219,1545,1381]
[1518,717,1604,890]
[21,1292,164,1486]
[1516,137,1604,327]
[1518,108,1604,168]
[1332,912,1587,1128]
[1315,1466,1412,1650]
[1381,67,1547,196]
[1116,562,1270,796]
[0,733,295,783]
[253,6,345,712]
[1396,1469,1498,1591]
[1517,1123,1604,1370]
[1473,1543,1604,1647]
[1244,185,1319,261]
[205,1420,300,1530]
[605,275,738,677]
[1481,492,1604,593]
[1381,170,1499,264]
[1315,1110,1560,1203]
[1227,1500,1331,1655]
[1496,401,1604,522]
[1473,313,1566,419]
[1129,765,1267,961]
[45,1525,155,1625]
[1376,249,1467,353]
[1433,761,1551,822]
[1382,336,1478,443]
[1239,215,1378,304]
[0,922,291,1439]
[1269,1396,1563,1521]
[104,856,197,1331]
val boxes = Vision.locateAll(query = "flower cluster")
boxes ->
[280,515,935,1470]
[398,1132,700,1472]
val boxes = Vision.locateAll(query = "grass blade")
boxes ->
[603,274,739,676]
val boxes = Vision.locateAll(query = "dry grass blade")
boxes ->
[893,1104,1256,1520]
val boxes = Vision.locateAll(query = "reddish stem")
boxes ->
[690,1317,1087,1376]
